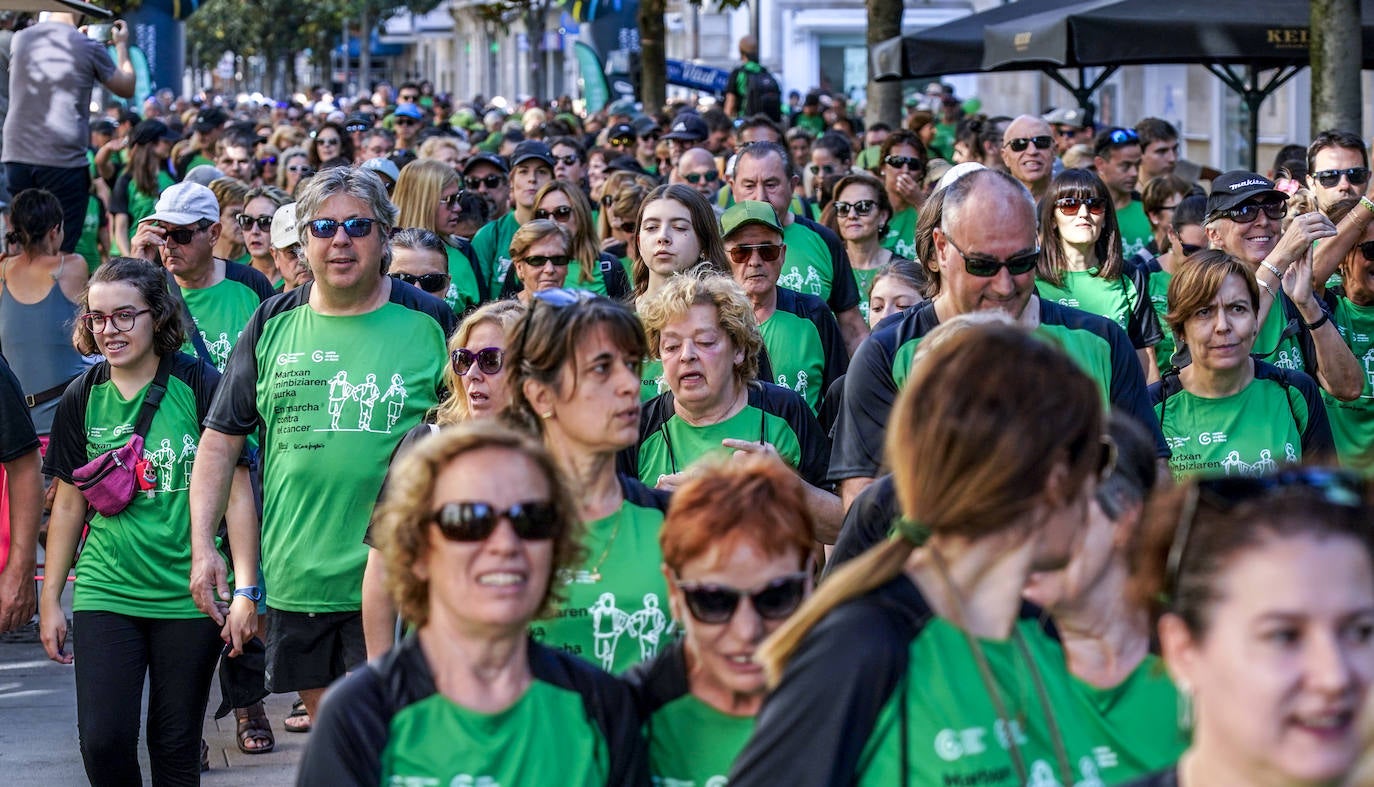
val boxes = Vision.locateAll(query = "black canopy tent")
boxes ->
[0,0,112,17]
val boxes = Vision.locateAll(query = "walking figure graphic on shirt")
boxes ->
[1252,448,1278,475]
[149,438,177,492]
[627,593,667,661]
[590,592,630,671]
[354,373,380,431]
[1284,442,1298,463]
[777,370,808,401]
[1363,347,1374,393]
[178,434,197,489]
[381,373,407,432]
[1027,759,1063,787]
[207,332,233,370]
[327,371,354,430]
[1220,450,1250,476]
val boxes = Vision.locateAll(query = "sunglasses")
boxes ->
[834,200,877,218]
[535,206,574,221]
[1054,197,1107,216]
[1313,167,1371,188]
[1105,128,1140,145]
[345,123,368,133]
[1179,242,1203,257]
[287,164,313,174]
[683,170,719,184]
[515,287,600,360]
[450,346,504,376]
[431,500,560,542]
[308,217,377,238]
[1165,468,1366,603]
[555,154,581,166]
[884,155,924,171]
[523,254,570,268]
[389,271,450,294]
[315,137,341,147]
[159,222,209,244]
[1054,127,1078,138]
[809,163,835,176]
[236,213,274,232]
[1214,199,1287,225]
[258,156,278,166]
[440,192,463,209]
[394,117,418,126]
[399,94,420,102]
[601,194,616,208]
[465,174,506,190]
[945,236,1039,277]
[726,243,783,265]
[609,137,635,148]
[1005,136,1053,152]
[675,572,809,624]
[616,221,636,234]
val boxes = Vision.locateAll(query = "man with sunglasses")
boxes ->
[388,103,424,157]
[191,167,455,731]
[461,151,510,223]
[721,201,847,415]
[131,182,276,372]
[671,147,724,209]
[1202,170,1362,402]
[830,169,1166,512]
[1305,130,1370,215]
[1000,115,1055,201]
[1044,107,1093,155]
[549,136,588,194]
[471,141,553,295]
[1093,127,1153,259]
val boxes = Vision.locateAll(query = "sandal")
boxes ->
[234,701,276,754]
[284,698,311,733]
[200,739,210,772]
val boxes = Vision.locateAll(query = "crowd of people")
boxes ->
[0,13,1373,787]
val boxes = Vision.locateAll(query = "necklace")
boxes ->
[577,507,623,584]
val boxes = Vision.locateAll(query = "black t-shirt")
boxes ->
[0,351,39,462]
[1121,769,1179,787]
[825,473,898,574]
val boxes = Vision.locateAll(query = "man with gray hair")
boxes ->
[189,167,455,722]
[829,168,1166,510]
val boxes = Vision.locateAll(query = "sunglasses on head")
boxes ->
[451,346,504,376]
[1005,136,1053,152]
[465,174,506,190]
[833,200,877,218]
[1054,197,1107,217]
[1214,199,1287,225]
[725,243,783,265]
[390,271,450,293]
[523,254,570,268]
[158,221,209,244]
[235,213,274,232]
[683,170,719,184]
[884,155,923,171]
[1313,167,1371,188]
[514,287,600,359]
[675,572,809,624]
[308,217,377,238]
[945,236,1039,277]
[431,500,560,542]
[535,205,574,221]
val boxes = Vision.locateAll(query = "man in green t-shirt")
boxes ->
[1093,127,1153,259]
[471,142,554,292]
[190,167,454,725]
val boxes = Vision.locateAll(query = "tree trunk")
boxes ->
[865,0,903,129]
[1310,0,1362,134]
[638,0,666,113]
[526,6,544,101]
[359,5,372,96]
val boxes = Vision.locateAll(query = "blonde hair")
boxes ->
[758,323,1104,683]
[638,267,762,384]
[208,177,250,212]
[534,181,598,285]
[393,159,462,234]
[509,218,570,264]
[418,136,463,162]
[373,421,585,627]
[434,301,527,425]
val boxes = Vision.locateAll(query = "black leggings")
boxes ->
[72,611,222,787]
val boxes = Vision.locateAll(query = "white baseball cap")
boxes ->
[140,182,221,226]
[270,203,299,249]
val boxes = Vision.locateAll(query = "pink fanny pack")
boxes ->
[71,356,171,517]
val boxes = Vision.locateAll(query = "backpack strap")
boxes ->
[132,353,175,438]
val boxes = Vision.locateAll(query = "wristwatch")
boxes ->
[232,585,263,603]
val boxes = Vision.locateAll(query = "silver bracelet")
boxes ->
[1257,277,1276,297]
[1259,260,1284,280]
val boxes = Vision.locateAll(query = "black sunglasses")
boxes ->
[523,254,570,268]
[1054,197,1107,217]
[451,346,504,376]
[235,213,274,232]
[683,170,719,184]
[308,217,377,238]
[1214,199,1287,225]
[465,174,506,190]
[725,243,782,265]
[389,271,450,293]
[158,221,210,244]
[431,500,560,542]
[440,192,464,209]
[946,236,1039,277]
[1313,167,1371,188]
[1005,136,1053,153]
[834,200,878,218]
[555,154,581,166]
[535,206,574,221]
[675,572,809,624]
[1179,242,1203,257]
[884,155,923,171]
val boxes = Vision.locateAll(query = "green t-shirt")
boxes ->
[853,265,882,325]
[44,357,218,618]
[470,211,521,295]
[1325,296,1374,473]
[1070,654,1187,782]
[76,195,103,273]
[779,220,837,304]
[640,357,667,402]
[636,403,800,484]
[564,260,607,296]
[650,693,754,786]
[534,477,670,674]
[1035,269,1138,333]
[125,171,177,237]
[793,113,825,136]
[1253,296,1305,372]
[180,275,266,372]
[760,307,826,411]
[443,241,485,314]
[1116,199,1153,260]
[204,288,449,612]
[1146,265,1177,373]
[881,206,918,260]
[1155,372,1312,479]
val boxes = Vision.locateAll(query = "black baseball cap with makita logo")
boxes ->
[1205,171,1287,221]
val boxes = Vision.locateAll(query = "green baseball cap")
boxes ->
[720,200,783,240]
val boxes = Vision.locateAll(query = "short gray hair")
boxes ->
[939,168,1035,239]
[295,166,399,270]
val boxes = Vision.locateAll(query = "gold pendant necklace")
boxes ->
[579,511,623,584]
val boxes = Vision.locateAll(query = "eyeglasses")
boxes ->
[809,163,835,176]
[534,206,574,222]
[394,117,418,127]
[1054,197,1107,217]
[683,170,719,184]
[308,217,377,238]
[1214,199,1287,225]
[440,192,464,209]
[1359,241,1374,262]
[450,346,504,376]
[555,154,581,166]
[609,137,635,148]
[674,572,809,624]
[884,155,923,171]
[944,236,1039,277]
[236,214,274,232]
[465,174,506,190]
[1054,127,1078,138]
[725,243,783,265]
[430,500,560,542]
[833,200,877,218]
[389,271,450,294]
[159,222,209,244]
[287,164,313,175]
[257,156,278,166]
[315,137,341,147]
[1164,468,1366,604]
[80,308,151,334]
[522,254,570,268]
[1312,167,1371,188]
[1004,136,1053,153]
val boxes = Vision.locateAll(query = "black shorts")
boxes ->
[264,608,366,693]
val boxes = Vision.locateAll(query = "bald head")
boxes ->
[739,35,758,59]
[1000,115,1055,197]
[942,169,1036,243]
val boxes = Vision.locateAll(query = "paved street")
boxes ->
[0,576,305,785]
